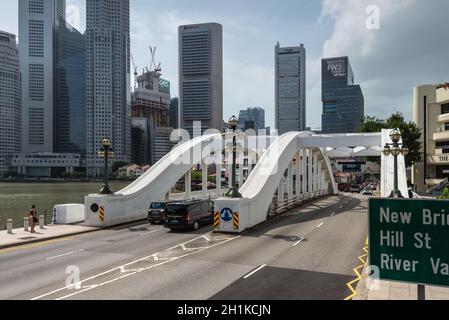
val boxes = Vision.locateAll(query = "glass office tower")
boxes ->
[321,57,364,134]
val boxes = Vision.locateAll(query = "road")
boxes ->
[0,194,368,300]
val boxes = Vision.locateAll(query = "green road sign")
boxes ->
[369,198,449,287]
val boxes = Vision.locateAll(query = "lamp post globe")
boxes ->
[390,128,402,143]
[99,138,114,195]
[229,115,239,130]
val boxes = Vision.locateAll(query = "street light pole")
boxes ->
[98,138,114,195]
[383,129,409,199]
[226,115,242,198]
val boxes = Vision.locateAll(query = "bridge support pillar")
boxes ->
[308,149,313,198]
[216,161,222,197]
[202,161,208,198]
[288,163,294,200]
[318,160,323,194]
[301,149,307,199]
[185,169,192,200]
[313,151,318,196]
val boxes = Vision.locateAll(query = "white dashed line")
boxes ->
[46,249,85,261]
[244,265,267,279]
[139,229,164,236]
[317,222,324,229]
[293,238,305,247]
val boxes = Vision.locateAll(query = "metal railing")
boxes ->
[268,190,327,218]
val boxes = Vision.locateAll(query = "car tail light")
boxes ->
[187,212,192,222]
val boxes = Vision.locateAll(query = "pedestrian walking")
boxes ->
[29,205,38,233]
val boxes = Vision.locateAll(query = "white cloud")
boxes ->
[315,0,449,124]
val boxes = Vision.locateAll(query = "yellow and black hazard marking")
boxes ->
[214,211,220,229]
[99,207,105,223]
[344,238,369,301]
[233,211,240,230]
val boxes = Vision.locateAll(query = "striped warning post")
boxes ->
[99,207,105,223]
[233,211,239,230]
[214,211,220,229]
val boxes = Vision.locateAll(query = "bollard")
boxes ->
[24,217,29,232]
[39,215,44,229]
[52,207,57,224]
[7,219,13,234]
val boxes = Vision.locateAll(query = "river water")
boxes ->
[0,182,131,229]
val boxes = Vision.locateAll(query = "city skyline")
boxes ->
[1,0,449,129]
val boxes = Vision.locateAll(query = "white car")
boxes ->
[362,187,374,196]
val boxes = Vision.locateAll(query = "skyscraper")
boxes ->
[238,107,265,131]
[19,0,66,153]
[170,97,179,129]
[179,23,223,137]
[55,23,86,155]
[321,57,364,134]
[86,0,131,176]
[275,43,306,134]
[0,31,21,177]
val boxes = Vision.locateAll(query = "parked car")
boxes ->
[164,200,214,231]
[338,183,350,192]
[148,202,170,224]
[350,184,362,193]
[362,187,374,196]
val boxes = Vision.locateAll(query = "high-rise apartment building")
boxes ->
[275,43,306,134]
[321,57,364,134]
[0,31,21,176]
[239,107,265,131]
[86,0,131,176]
[179,23,223,137]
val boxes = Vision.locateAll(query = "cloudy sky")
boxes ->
[1,0,448,129]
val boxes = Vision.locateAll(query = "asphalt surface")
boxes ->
[0,194,368,300]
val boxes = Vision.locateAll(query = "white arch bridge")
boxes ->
[84,130,408,233]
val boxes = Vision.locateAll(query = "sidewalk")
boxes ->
[354,265,449,300]
[0,224,98,249]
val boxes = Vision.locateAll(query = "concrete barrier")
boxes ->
[53,204,85,224]
[39,215,44,229]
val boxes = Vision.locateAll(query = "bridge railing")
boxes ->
[268,190,327,218]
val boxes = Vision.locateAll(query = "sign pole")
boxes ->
[417,285,426,301]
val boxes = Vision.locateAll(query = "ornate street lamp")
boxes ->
[382,129,409,198]
[225,115,242,198]
[98,138,115,195]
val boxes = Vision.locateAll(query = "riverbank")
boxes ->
[0,182,131,229]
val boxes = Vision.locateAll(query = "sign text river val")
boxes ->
[369,199,449,287]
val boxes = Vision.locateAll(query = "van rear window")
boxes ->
[150,203,165,209]
[166,204,188,215]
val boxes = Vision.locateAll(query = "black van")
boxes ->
[164,200,214,231]
[148,202,170,224]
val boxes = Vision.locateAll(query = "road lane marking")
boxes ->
[139,229,163,236]
[244,265,267,279]
[317,222,324,229]
[344,238,369,301]
[0,237,74,255]
[292,238,305,247]
[31,232,240,301]
[46,249,85,261]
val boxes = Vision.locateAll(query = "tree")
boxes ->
[112,161,129,173]
[360,112,423,168]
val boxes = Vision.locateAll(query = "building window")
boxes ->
[441,103,449,115]
[323,102,337,114]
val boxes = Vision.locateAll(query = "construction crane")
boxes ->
[150,46,162,74]
[130,53,138,90]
